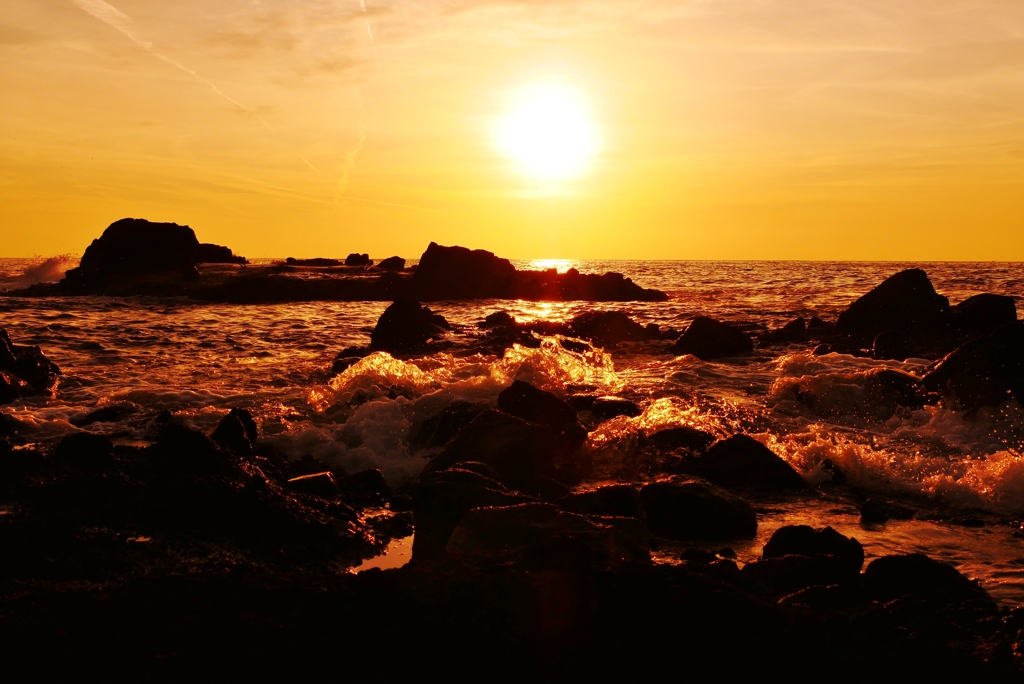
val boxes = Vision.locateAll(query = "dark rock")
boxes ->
[558,338,591,353]
[779,583,867,611]
[872,330,913,361]
[64,218,212,282]
[807,316,832,335]
[376,256,405,271]
[567,311,649,346]
[448,460,504,482]
[412,467,534,559]
[424,409,585,492]
[369,300,450,354]
[672,317,754,360]
[834,269,950,342]
[497,380,577,433]
[0,370,32,403]
[647,426,717,452]
[285,257,343,267]
[951,293,1017,336]
[676,434,806,493]
[481,311,516,328]
[743,555,858,595]
[865,368,927,409]
[762,525,864,573]
[410,401,487,452]
[774,317,806,342]
[559,484,646,521]
[446,502,650,566]
[411,242,518,300]
[860,498,915,524]
[590,397,643,420]
[52,432,115,474]
[330,357,362,375]
[210,408,259,455]
[287,471,340,499]
[194,243,247,265]
[71,403,138,427]
[0,412,28,439]
[350,469,390,498]
[0,328,62,398]
[864,553,995,607]
[345,253,372,267]
[921,321,1024,409]
[639,476,757,540]
[680,548,718,564]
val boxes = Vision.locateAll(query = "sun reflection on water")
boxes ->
[526,259,579,273]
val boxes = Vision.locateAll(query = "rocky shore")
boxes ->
[2,260,1024,676]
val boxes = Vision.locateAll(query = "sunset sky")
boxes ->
[3,1,1024,260]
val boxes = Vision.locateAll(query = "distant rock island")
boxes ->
[12,219,667,303]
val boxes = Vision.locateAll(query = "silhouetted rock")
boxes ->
[53,432,116,474]
[446,502,650,566]
[369,299,450,353]
[424,409,585,492]
[498,380,577,432]
[350,469,391,499]
[567,311,650,346]
[480,311,516,328]
[559,484,646,521]
[285,257,343,267]
[860,498,915,524]
[742,554,856,595]
[411,242,517,299]
[0,328,61,402]
[921,321,1024,409]
[647,426,717,452]
[872,329,913,361]
[65,219,194,282]
[376,256,405,271]
[195,243,247,265]
[772,317,807,343]
[589,397,642,420]
[672,317,754,360]
[762,525,864,573]
[345,253,372,267]
[864,553,995,607]
[807,316,832,335]
[71,403,139,427]
[411,401,487,452]
[834,269,950,342]
[412,466,534,559]
[210,408,259,455]
[951,293,1017,336]
[640,476,757,539]
[676,434,806,493]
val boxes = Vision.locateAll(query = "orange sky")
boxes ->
[2,1,1024,260]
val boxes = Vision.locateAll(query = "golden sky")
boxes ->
[2,0,1024,260]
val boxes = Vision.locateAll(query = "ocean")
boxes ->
[2,257,1023,603]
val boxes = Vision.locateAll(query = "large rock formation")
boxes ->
[834,269,950,342]
[64,218,246,284]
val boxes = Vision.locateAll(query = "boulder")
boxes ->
[410,401,487,452]
[773,317,807,343]
[0,328,61,401]
[497,380,577,433]
[951,293,1017,336]
[834,269,950,341]
[672,317,754,360]
[762,525,864,573]
[210,408,259,455]
[376,256,405,271]
[52,432,116,474]
[480,311,516,328]
[345,253,372,267]
[411,242,518,300]
[672,434,805,493]
[65,218,203,282]
[412,467,534,559]
[369,300,450,354]
[647,426,717,452]
[741,554,857,595]
[71,403,139,427]
[194,243,247,265]
[639,476,757,539]
[445,502,650,566]
[921,321,1024,409]
[864,553,995,607]
[424,409,585,492]
[872,330,912,361]
[589,397,642,420]
[567,311,650,346]
[558,484,646,521]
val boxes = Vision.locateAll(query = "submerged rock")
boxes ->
[639,476,757,539]
[922,321,1024,409]
[675,434,806,493]
[834,269,950,342]
[672,317,754,360]
[369,299,450,354]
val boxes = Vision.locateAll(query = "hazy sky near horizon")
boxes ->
[2,0,1024,259]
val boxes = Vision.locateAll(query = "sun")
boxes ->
[493,83,600,182]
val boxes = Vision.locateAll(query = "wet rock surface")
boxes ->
[672,316,754,360]
[835,268,951,342]
[922,321,1024,409]
[673,434,807,493]
[369,299,450,354]
[0,327,61,403]
[640,476,757,539]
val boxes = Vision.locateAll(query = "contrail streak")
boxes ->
[69,0,270,128]
[359,0,379,67]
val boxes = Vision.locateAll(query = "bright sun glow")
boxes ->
[494,83,600,181]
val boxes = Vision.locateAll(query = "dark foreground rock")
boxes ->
[369,299,450,354]
[834,268,950,342]
[672,317,754,360]
[0,328,61,403]
[922,321,1024,409]
[673,434,806,493]
[640,476,757,539]
[762,525,864,573]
